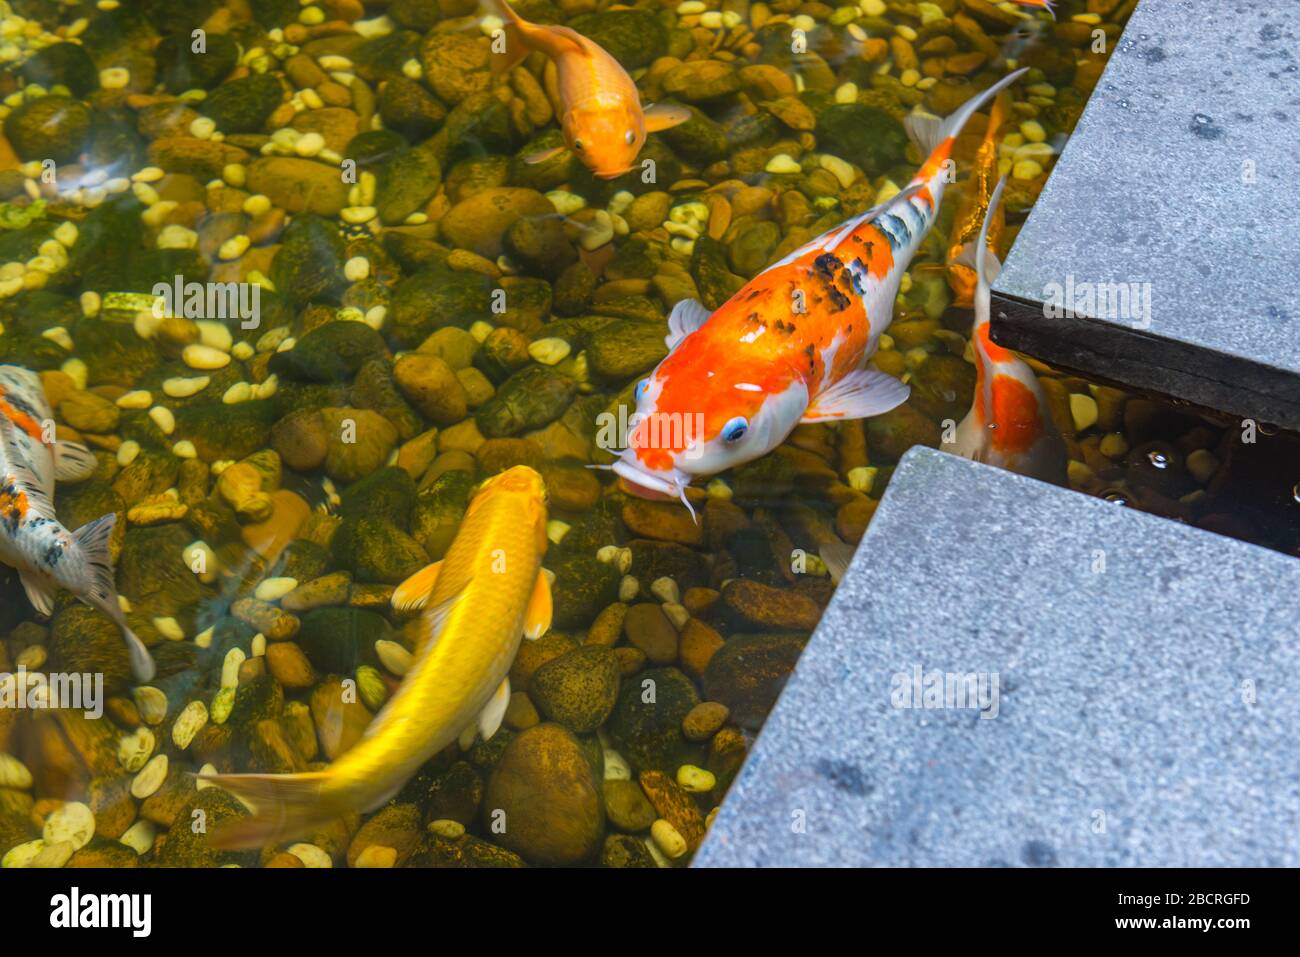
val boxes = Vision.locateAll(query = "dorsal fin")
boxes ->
[666,298,710,349]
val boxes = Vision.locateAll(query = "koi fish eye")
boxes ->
[635,378,650,400]
[574,139,584,152]
[624,130,635,145]
[721,417,748,442]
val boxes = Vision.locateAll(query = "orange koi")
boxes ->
[609,70,1029,515]
[483,0,690,179]
[950,177,1067,484]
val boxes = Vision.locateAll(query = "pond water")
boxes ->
[2,0,1291,869]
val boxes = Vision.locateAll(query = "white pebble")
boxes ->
[153,616,185,641]
[116,440,141,467]
[172,440,197,459]
[61,358,88,390]
[650,576,680,604]
[765,153,801,175]
[132,686,168,725]
[183,344,231,370]
[255,577,298,602]
[223,382,252,404]
[117,727,155,773]
[376,639,412,676]
[0,754,33,790]
[172,700,209,750]
[148,405,176,435]
[163,376,210,398]
[218,235,250,260]
[119,820,156,856]
[618,575,640,603]
[288,843,333,868]
[41,802,94,853]
[99,67,129,89]
[344,256,370,282]
[131,754,168,799]
[528,337,571,365]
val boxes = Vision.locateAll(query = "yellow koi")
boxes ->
[203,466,552,849]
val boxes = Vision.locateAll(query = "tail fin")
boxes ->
[73,513,155,683]
[904,67,1028,156]
[481,0,530,75]
[820,541,857,585]
[198,771,337,850]
[952,175,1007,296]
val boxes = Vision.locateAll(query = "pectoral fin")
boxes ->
[478,677,511,742]
[644,103,691,132]
[524,145,567,165]
[666,298,710,350]
[54,439,97,482]
[391,560,442,612]
[801,369,910,423]
[19,570,55,617]
[523,568,553,640]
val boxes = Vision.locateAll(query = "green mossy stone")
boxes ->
[200,73,284,134]
[549,552,620,630]
[375,141,443,225]
[175,400,279,461]
[529,646,621,733]
[568,10,667,69]
[155,788,260,867]
[21,43,99,96]
[269,320,387,383]
[607,666,702,775]
[339,466,417,528]
[331,517,428,585]
[154,32,238,91]
[3,95,92,163]
[388,264,493,347]
[474,365,576,438]
[297,608,391,674]
[815,104,908,175]
[269,215,347,305]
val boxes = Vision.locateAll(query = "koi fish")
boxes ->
[203,466,553,849]
[483,0,690,179]
[945,91,1008,309]
[0,366,154,682]
[950,177,1067,484]
[609,69,1029,516]
[1009,0,1057,18]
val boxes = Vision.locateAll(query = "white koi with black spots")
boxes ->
[0,365,154,682]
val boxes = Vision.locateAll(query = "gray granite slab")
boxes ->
[991,0,1300,430]
[695,447,1300,867]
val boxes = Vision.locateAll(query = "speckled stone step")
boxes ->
[695,448,1300,867]
[990,0,1300,430]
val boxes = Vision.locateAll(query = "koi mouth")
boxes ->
[608,458,698,522]
[595,167,634,180]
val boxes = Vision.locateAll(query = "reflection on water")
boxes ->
[0,0,1293,868]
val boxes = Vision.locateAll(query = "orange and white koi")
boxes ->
[203,466,552,849]
[946,91,1008,309]
[0,366,154,681]
[483,0,690,179]
[950,177,1067,484]
[1009,0,1057,18]
[610,70,1029,515]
